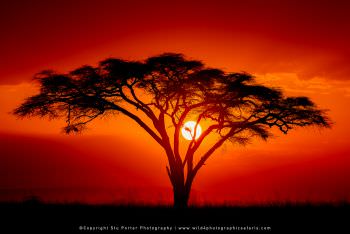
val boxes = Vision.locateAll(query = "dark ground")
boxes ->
[1,201,349,233]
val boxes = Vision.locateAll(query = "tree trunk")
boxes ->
[167,157,195,208]
[173,185,190,208]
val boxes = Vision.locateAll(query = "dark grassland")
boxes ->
[1,201,348,233]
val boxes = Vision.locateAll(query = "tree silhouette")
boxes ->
[14,53,330,208]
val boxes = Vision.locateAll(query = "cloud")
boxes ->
[256,73,350,98]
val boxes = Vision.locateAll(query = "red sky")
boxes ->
[0,0,349,204]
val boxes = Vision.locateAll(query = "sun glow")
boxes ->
[181,121,202,140]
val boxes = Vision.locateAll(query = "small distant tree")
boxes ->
[14,53,330,208]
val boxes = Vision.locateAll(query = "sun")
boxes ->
[181,121,202,140]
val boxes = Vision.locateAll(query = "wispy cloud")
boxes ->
[256,73,350,98]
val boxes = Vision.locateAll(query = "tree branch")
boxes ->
[192,128,235,177]
[104,100,164,146]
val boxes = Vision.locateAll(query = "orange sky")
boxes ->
[0,0,349,204]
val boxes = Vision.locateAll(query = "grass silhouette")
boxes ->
[1,201,349,233]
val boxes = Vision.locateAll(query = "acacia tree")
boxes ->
[14,53,330,208]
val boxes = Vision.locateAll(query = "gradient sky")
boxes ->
[0,0,349,204]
